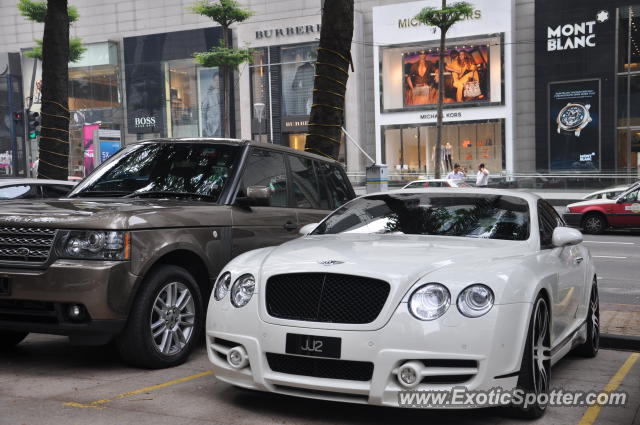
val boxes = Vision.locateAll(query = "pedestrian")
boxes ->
[446,163,466,180]
[476,163,490,187]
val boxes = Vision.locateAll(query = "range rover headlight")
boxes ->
[59,230,130,260]
[230,274,255,308]
[457,284,494,318]
[408,283,450,321]
[213,272,231,301]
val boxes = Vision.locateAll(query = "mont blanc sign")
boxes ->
[546,10,609,51]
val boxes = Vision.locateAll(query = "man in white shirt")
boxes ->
[476,163,490,187]
[446,163,466,180]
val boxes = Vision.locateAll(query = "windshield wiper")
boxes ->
[124,191,218,201]
[71,191,130,198]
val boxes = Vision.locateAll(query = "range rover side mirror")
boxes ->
[299,222,319,235]
[236,186,271,207]
[552,226,583,247]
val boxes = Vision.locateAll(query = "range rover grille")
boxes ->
[0,227,57,264]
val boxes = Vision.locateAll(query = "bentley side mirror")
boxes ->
[299,222,319,235]
[552,226,583,247]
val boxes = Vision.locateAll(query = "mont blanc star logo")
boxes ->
[317,260,344,266]
[596,10,609,23]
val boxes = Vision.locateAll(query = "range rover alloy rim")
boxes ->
[532,297,551,401]
[150,282,196,355]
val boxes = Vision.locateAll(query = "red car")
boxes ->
[563,182,640,234]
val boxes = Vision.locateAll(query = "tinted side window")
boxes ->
[288,155,326,209]
[238,149,288,207]
[42,185,72,198]
[316,162,351,208]
[538,200,559,249]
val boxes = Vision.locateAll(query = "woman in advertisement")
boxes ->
[451,50,480,102]
[406,52,436,105]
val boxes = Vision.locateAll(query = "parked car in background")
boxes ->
[402,179,471,189]
[581,185,631,201]
[206,189,598,418]
[0,139,355,368]
[0,179,75,200]
[564,182,640,234]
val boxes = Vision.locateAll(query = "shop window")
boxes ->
[618,6,640,73]
[617,129,630,170]
[380,35,502,111]
[281,44,316,116]
[250,48,269,142]
[383,120,504,175]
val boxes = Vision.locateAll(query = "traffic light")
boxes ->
[13,111,24,121]
[27,110,41,140]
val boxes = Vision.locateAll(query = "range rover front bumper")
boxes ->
[0,259,138,343]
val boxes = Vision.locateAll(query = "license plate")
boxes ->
[0,277,9,296]
[285,333,341,359]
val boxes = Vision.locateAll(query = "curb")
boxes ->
[600,333,640,352]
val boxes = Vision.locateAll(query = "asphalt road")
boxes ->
[582,230,640,306]
[0,335,638,425]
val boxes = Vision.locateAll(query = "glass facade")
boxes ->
[382,120,504,176]
[248,42,345,162]
[0,74,25,176]
[618,5,640,173]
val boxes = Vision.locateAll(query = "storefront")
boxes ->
[237,13,366,172]
[123,27,227,141]
[373,0,513,178]
[535,1,640,175]
[0,53,25,177]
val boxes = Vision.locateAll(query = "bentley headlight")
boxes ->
[230,274,255,308]
[457,284,494,317]
[408,283,450,321]
[213,272,231,301]
[59,230,130,260]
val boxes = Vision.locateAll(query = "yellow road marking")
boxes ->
[64,370,214,409]
[577,353,639,425]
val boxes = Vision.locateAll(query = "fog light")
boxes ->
[67,304,86,322]
[227,346,249,369]
[397,361,423,388]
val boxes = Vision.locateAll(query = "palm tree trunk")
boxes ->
[305,0,354,160]
[222,27,231,138]
[434,0,446,179]
[38,0,70,180]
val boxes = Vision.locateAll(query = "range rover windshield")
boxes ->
[70,142,240,202]
[312,193,530,241]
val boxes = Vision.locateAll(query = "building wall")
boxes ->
[0,0,536,174]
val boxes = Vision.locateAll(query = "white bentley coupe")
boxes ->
[206,189,599,418]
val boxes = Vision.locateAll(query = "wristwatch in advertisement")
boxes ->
[556,103,592,137]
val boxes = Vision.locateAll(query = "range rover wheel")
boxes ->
[116,265,202,369]
[574,282,599,358]
[509,295,551,419]
[0,331,28,349]
[582,213,606,235]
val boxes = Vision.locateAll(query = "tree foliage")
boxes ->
[18,0,84,63]
[193,41,252,69]
[188,0,252,29]
[24,36,86,63]
[415,2,474,31]
[17,0,79,23]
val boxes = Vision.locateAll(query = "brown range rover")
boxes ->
[0,139,355,368]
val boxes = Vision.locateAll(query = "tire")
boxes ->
[582,213,606,235]
[508,295,551,419]
[0,331,28,350]
[116,265,203,369]
[574,282,599,358]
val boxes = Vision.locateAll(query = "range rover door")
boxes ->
[231,148,299,256]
